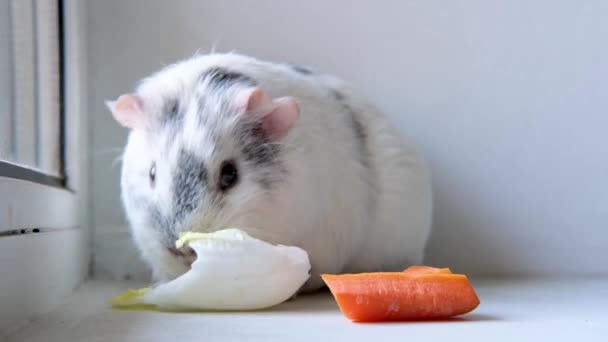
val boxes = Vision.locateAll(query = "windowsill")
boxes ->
[4,277,608,341]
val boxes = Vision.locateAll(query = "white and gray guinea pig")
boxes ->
[107,53,432,292]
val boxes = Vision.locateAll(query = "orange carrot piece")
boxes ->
[402,265,452,276]
[322,268,480,322]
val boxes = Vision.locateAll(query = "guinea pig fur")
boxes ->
[107,53,432,292]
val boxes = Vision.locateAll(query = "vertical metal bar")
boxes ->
[59,0,81,191]
[33,0,40,168]
[0,0,10,159]
[57,0,65,181]
[10,0,37,167]
[4,0,16,160]
[34,0,61,175]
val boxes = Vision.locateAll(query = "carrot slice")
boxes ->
[322,267,480,322]
[402,265,452,276]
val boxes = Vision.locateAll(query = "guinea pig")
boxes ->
[106,52,432,292]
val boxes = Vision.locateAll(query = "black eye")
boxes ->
[149,163,156,187]
[219,160,238,191]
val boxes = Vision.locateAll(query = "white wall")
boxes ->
[88,0,608,280]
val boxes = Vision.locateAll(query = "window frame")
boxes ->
[1,0,64,177]
[0,0,89,334]
[1,0,68,234]
[0,161,63,189]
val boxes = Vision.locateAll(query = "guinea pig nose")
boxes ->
[183,246,196,257]
[168,246,196,258]
[167,247,181,257]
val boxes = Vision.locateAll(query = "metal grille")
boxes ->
[0,0,62,180]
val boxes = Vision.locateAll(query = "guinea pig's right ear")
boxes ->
[237,88,300,139]
[105,94,146,129]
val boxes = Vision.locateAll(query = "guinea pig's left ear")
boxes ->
[105,94,147,129]
[237,87,300,139]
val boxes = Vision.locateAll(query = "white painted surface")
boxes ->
[92,226,150,281]
[0,177,76,229]
[0,229,88,337]
[87,0,608,279]
[0,177,87,333]
[4,277,608,341]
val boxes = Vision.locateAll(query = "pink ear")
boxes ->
[105,94,146,129]
[261,97,299,138]
[237,88,300,139]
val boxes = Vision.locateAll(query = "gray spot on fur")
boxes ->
[237,120,286,190]
[156,99,185,145]
[201,67,257,90]
[172,149,205,224]
[330,89,370,169]
[286,63,314,75]
[329,88,378,217]
[193,67,258,141]
[348,111,368,163]
[332,89,345,101]
[193,97,219,143]
[148,205,177,249]
[162,99,181,123]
